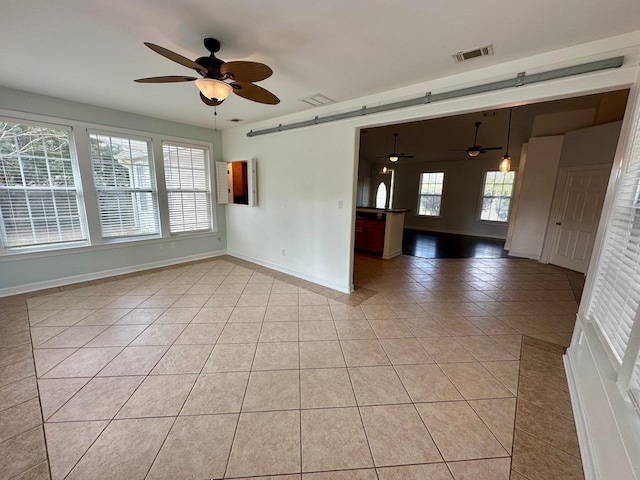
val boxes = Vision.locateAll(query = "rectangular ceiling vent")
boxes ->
[453,44,494,63]
[299,93,335,107]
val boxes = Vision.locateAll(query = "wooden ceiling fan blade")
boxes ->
[134,75,198,83]
[231,82,280,105]
[144,42,205,72]
[200,93,224,106]
[221,61,273,82]
[480,146,502,152]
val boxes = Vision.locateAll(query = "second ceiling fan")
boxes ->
[457,121,502,157]
[386,133,414,162]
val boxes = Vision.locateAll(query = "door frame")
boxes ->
[540,163,612,267]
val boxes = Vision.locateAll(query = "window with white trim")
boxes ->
[89,133,159,239]
[162,142,212,233]
[479,170,515,222]
[587,90,640,410]
[0,120,86,250]
[417,172,444,216]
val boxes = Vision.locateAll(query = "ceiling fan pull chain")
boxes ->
[214,106,218,132]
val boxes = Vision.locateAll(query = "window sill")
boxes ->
[0,230,219,262]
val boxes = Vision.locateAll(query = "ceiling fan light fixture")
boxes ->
[195,78,233,101]
[389,155,399,163]
[468,149,481,157]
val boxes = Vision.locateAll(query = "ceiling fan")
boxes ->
[457,121,502,157]
[379,133,414,162]
[134,37,280,107]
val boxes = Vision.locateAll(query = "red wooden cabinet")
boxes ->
[355,217,385,254]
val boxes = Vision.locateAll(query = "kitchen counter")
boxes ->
[355,208,409,259]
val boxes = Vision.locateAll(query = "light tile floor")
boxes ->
[0,254,585,479]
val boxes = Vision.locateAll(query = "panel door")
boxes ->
[548,165,611,273]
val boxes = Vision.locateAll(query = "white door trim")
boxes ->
[540,163,611,267]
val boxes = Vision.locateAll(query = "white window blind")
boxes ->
[0,120,86,249]
[418,172,444,216]
[588,102,640,365]
[162,142,212,233]
[480,171,515,222]
[89,133,159,239]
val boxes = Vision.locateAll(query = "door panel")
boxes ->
[548,165,610,273]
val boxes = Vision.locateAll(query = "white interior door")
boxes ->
[547,164,611,273]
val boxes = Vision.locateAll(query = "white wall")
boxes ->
[222,33,640,292]
[508,135,564,259]
[559,121,622,167]
[394,156,513,239]
[0,87,226,296]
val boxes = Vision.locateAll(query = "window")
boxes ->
[0,120,86,250]
[162,142,212,233]
[417,172,444,216]
[586,90,640,410]
[480,170,515,222]
[89,133,159,239]
[375,182,387,209]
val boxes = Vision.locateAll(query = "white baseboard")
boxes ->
[0,250,227,297]
[382,248,403,259]
[564,352,598,480]
[227,249,352,294]
[505,250,540,260]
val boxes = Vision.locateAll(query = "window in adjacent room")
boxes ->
[162,142,212,233]
[89,132,159,239]
[0,120,87,251]
[375,182,387,209]
[479,170,515,222]
[417,171,444,216]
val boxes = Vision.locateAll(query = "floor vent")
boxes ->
[453,44,494,63]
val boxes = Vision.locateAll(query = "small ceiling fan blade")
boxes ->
[221,61,273,82]
[134,75,198,83]
[200,93,224,107]
[231,82,280,105]
[398,155,414,159]
[480,146,502,152]
[144,42,205,72]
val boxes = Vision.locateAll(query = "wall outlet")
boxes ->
[159,243,164,250]
[338,200,343,209]
[282,249,286,256]
[171,242,176,248]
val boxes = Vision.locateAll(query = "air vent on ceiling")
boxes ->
[452,44,494,63]
[299,93,335,107]
[228,118,243,123]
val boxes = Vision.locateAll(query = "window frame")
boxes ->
[477,169,516,224]
[416,171,445,217]
[0,117,89,254]
[88,130,160,241]
[162,140,213,235]
[0,109,218,258]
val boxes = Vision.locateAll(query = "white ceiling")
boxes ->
[1,0,639,130]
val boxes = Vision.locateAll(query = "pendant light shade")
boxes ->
[195,78,233,101]
[499,156,511,173]
[499,107,513,173]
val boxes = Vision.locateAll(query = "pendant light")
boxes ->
[499,108,513,173]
